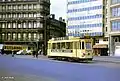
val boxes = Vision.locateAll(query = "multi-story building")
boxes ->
[107,0,120,56]
[67,0,108,56]
[0,0,66,55]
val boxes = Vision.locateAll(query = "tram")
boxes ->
[3,45,28,54]
[47,36,93,62]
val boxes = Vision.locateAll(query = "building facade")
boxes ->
[67,0,108,56]
[67,0,103,37]
[0,0,66,55]
[108,0,120,56]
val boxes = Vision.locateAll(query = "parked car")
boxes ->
[16,49,32,55]
[16,50,24,55]
[26,50,32,55]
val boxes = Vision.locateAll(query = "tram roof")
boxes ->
[48,36,92,43]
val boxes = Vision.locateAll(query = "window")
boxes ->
[61,42,65,49]
[2,33,5,40]
[28,4,32,10]
[2,23,5,28]
[8,33,11,40]
[33,4,37,9]
[40,23,43,28]
[18,33,21,39]
[37,22,40,28]
[82,42,84,49]
[23,33,26,40]
[86,42,91,49]
[8,23,11,28]
[33,22,37,28]
[29,13,33,17]
[18,5,21,10]
[28,22,32,28]
[37,13,41,17]
[106,27,107,32]
[13,23,16,28]
[34,13,37,17]
[23,23,26,28]
[79,42,81,49]
[52,43,56,49]
[34,33,37,40]
[39,34,43,40]
[28,33,31,39]
[57,43,61,49]
[95,39,99,43]
[18,23,21,28]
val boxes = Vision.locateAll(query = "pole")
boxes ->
[44,17,47,55]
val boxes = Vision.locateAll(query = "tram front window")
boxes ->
[86,42,91,49]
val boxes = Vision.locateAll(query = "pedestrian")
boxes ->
[35,50,38,58]
[32,50,35,58]
[12,50,14,57]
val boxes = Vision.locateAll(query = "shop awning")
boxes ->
[93,44,108,49]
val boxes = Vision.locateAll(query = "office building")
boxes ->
[67,0,108,56]
[108,0,120,56]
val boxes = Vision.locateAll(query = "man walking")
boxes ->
[35,50,39,58]
[12,50,14,57]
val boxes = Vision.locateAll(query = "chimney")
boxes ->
[59,17,62,21]
[62,19,65,22]
[52,14,55,19]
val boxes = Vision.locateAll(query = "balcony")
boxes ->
[0,17,44,22]
[0,0,38,3]
[0,8,43,13]
[2,28,44,32]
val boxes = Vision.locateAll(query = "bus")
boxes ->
[47,36,93,62]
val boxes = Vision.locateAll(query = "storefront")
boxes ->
[93,44,108,56]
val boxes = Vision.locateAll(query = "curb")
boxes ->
[93,60,120,64]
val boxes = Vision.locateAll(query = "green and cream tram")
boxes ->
[47,36,93,61]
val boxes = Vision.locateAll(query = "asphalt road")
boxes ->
[0,55,120,81]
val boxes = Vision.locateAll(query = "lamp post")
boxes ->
[43,14,54,55]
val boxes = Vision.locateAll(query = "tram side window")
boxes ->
[61,42,65,49]
[57,43,60,49]
[82,42,84,49]
[80,42,81,49]
[66,42,73,49]
[52,43,56,49]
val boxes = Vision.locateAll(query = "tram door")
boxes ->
[73,41,78,57]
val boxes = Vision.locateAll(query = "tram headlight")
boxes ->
[88,53,90,55]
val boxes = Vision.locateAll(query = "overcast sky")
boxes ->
[50,0,67,20]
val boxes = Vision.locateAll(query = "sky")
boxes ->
[50,0,67,20]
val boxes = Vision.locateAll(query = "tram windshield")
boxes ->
[86,42,92,49]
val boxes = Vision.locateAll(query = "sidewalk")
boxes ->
[93,56,120,63]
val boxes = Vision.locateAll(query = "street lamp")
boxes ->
[43,14,54,55]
